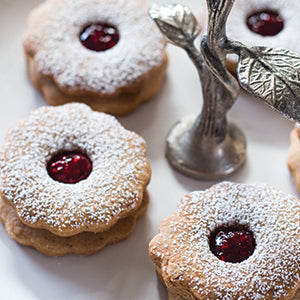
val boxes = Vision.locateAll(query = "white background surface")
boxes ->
[0,0,297,299]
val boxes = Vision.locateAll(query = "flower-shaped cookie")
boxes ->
[149,182,300,299]
[198,0,300,74]
[23,0,167,115]
[0,103,151,237]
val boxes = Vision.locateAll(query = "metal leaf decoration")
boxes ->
[149,4,201,49]
[237,46,300,122]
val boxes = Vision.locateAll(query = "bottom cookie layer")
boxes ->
[155,264,300,300]
[155,266,189,300]
[155,265,300,300]
[0,192,148,256]
[26,53,168,116]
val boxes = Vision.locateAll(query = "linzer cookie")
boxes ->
[23,0,168,115]
[0,103,151,255]
[149,182,300,299]
[198,0,300,75]
[287,125,300,193]
[226,0,300,74]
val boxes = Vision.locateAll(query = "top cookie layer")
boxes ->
[23,0,166,95]
[149,182,300,299]
[0,103,151,236]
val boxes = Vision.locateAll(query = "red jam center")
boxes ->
[210,227,255,263]
[47,151,92,184]
[247,10,284,36]
[80,23,119,52]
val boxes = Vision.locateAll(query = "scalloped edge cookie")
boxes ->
[0,191,148,256]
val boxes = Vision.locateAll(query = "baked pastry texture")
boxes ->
[0,103,151,255]
[287,125,300,193]
[149,182,300,299]
[23,0,168,115]
[0,191,149,256]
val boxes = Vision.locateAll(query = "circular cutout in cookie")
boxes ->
[209,226,256,263]
[246,10,284,36]
[80,23,120,51]
[47,151,92,184]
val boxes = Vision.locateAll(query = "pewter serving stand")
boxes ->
[149,0,300,180]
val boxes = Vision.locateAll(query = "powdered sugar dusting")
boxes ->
[150,182,300,299]
[23,0,166,94]
[0,103,150,235]
[227,0,300,53]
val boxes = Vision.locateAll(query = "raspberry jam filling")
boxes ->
[210,227,256,263]
[80,23,119,52]
[47,151,92,184]
[247,10,284,36]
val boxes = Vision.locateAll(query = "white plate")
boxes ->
[0,1,297,299]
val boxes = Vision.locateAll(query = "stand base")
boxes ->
[166,115,246,180]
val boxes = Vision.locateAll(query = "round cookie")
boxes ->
[0,103,151,239]
[149,182,300,299]
[287,125,300,193]
[23,0,168,115]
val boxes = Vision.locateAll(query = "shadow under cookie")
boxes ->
[0,192,149,256]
